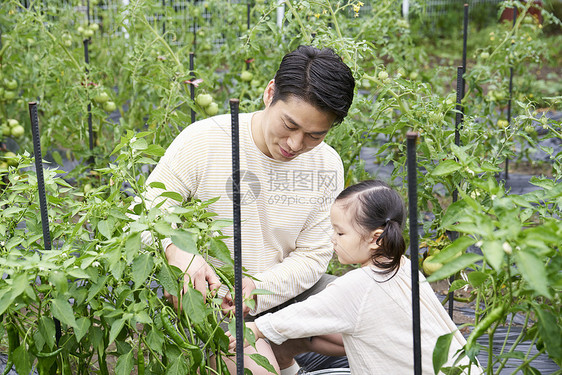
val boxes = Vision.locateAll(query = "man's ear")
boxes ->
[368,228,384,250]
[263,79,275,107]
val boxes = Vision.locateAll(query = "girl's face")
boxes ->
[330,201,381,267]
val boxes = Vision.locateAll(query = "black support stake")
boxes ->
[190,52,196,124]
[448,66,465,317]
[29,102,62,345]
[407,131,422,375]
[454,66,464,148]
[461,4,468,100]
[505,6,517,180]
[162,0,166,36]
[246,3,251,71]
[230,99,244,375]
[84,38,94,164]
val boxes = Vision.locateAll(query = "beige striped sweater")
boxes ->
[141,112,344,314]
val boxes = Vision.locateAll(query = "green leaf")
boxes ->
[149,181,166,190]
[160,191,184,202]
[109,318,126,345]
[147,328,165,355]
[67,268,91,279]
[115,348,135,375]
[426,253,483,283]
[182,287,206,324]
[248,353,278,374]
[467,271,488,288]
[250,288,274,296]
[39,316,56,350]
[481,240,504,271]
[75,317,91,342]
[510,195,533,208]
[0,288,13,316]
[165,354,189,375]
[534,307,562,366]
[131,138,148,150]
[51,297,77,329]
[98,219,114,239]
[13,345,33,375]
[10,273,29,299]
[171,231,199,255]
[431,236,475,264]
[132,253,154,289]
[449,279,468,293]
[144,144,166,157]
[154,222,177,236]
[515,251,551,298]
[51,150,63,166]
[209,237,234,265]
[433,332,454,375]
[431,160,461,176]
[158,265,180,297]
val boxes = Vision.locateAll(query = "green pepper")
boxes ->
[466,305,506,350]
[161,306,199,350]
[2,319,20,375]
[137,341,145,375]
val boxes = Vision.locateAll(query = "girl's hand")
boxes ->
[227,322,261,352]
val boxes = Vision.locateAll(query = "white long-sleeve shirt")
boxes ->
[256,257,479,374]
[141,113,344,314]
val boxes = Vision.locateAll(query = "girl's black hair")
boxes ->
[335,179,406,278]
[272,45,355,126]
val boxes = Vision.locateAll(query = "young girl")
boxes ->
[228,179,478,374]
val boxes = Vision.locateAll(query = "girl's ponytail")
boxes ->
[374,219,406,276]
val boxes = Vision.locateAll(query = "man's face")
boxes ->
[253,81,336,161]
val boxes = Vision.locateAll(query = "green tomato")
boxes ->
[0,161,8,170]
[205,102,219,116]
[94,92,110,104]
[480,52,490,60]
[77,26,85,35]
[361,78,372,89]
[422,255,443,275]
[5,79,17,90]
[89,23,100,31]
[8,119,19,127]
[103,101,117,112]
[1,124,11,136]
[4,152,18,167]
[196,93,213,107]
[63,39,72,47]
[83,183,93,193]
[83,29,94,38]
[524,125,535,134]
[497,119,508,129]
[378,71,389,81]
[11,125,24,138]
[240,71,253,82]
[409,71,419,80]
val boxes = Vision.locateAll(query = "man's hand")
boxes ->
[226,322,262,352]
[164,243,221,307]
[221,277,257,317]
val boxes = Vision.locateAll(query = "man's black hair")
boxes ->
[272,45,355,125]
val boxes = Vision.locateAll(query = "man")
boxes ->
[142,45,354,374]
